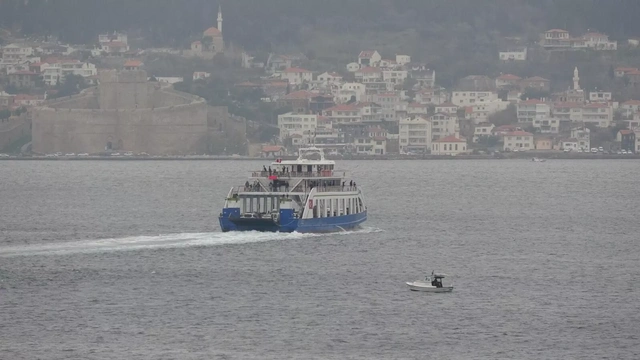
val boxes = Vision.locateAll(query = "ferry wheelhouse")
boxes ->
[219,147,367,232]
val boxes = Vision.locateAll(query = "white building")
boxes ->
[317,72,343,84]
[571,127,591,150]
[41,61,98,86]
[278,112,318,139]
[581,103,612,127]
[395,55,411,65]
[373,92,406,121]
[336,83,366,103]
[193,71,211,81]
[280,67,313,86]
[98,32,129,54]
[431,135,467,156]
[382,70,408,87]
[451,91,499,107]
[517,100,551,122]
[467,100,509,124]
[355,67,382,83]
[589,91,612,103]
[435,102,458,115]
[429,113,458,140]
[495,74,522,89]
[503,131,534,151]
[619,100,640,116]
[473,122,495,142]
[499,48,527,61]
[532,118,561,133]
[346,62,360,72]
[415,88,447,105]
[399,117,431,153]
[358,50,381,67]
[582,32,617,50]
[1,44,34,62]
[323,104,361,124]
[353,136,386,155]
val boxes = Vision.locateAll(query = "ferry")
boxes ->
[219,147,367,232]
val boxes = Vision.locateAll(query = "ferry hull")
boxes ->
[219,211,367,233]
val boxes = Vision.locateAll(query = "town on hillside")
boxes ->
[2,15,640,157]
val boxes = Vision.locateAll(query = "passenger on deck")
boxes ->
[244,181,250,190]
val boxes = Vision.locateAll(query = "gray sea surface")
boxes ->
[0,160,639,359]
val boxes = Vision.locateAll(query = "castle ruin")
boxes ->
[32,69,211,155]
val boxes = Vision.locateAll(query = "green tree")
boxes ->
[0,109,11,120]
[488,104,517,126]
[54,74,87,98]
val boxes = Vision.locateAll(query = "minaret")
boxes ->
[573,66,580,91]
[217,4,223,33]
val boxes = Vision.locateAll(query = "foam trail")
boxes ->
[0,227,383,257]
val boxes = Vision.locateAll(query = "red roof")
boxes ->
[622,100,640,106]
[9,71,38,76]
[408,102,426,108]
[583,103,609,108]
[325,104,358,112]
[235,81,261,87]
[497,74,521,80]
[358,50,377,58]
[619,129,634,135]
[203,27,221,36]
[373,136,387,141]
[505,131,533,136]
[281,90,314,100]
[123,60,143,67]
[546,29,569,33]
[615,67,638,72]
[434,135,466,143]
[523,76,549,81]
[494,125,519,132]
[520,99,545,104]
[283,67,311,73]
[262,145,283,152]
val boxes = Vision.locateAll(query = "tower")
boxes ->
[573,66,580,91]
[217,5,223,33]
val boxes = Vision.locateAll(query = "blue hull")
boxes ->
[219,211,367,233]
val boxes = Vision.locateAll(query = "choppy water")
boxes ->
[1,160,639,359]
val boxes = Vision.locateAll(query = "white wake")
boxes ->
[0,227,383,257]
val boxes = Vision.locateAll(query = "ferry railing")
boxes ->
[313,185,359,193]
[251,171,344,178]
[232,184,357,194]
[232,184,293,194]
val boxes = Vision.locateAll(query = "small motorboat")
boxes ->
[406,271,453,293]
[532,157,546,162]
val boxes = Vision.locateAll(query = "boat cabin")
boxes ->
[425,272,446,288]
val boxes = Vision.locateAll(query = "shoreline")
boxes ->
[1,153,638,161]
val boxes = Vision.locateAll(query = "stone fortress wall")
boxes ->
[32,70,210,155]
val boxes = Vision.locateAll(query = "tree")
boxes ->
[520,88,551,101]
[608,64,615,79]
[488,104,517,126]
[0,109,11,121]
[54,74,87,98]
